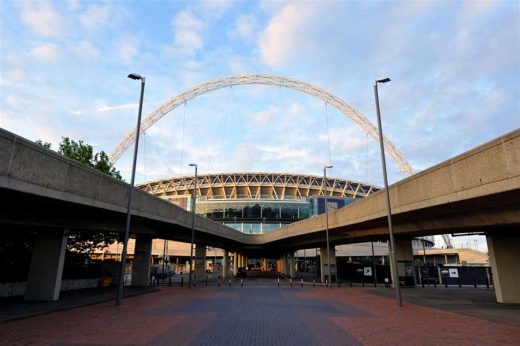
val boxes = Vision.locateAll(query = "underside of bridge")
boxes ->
[1,128,519,303]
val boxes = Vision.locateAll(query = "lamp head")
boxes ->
[189,163,197,167]
[325,164,333,169]
[376,77,391,84]
[127,73,143,80]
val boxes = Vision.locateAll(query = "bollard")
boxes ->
[301,278,304,288]
[473,278,477,288]
[362,277,365,288]
[350,279,353,287]
[338,279,340,288]
[169,276,172,287]
[290,278,292,288]
[434,280,436,288]
[228,278,231,287]
[422,277,425,288]
[458,278,462,288]
[218,278,221,288]
[205,276,208,287]
[241,279,243,287]
[485,277,489,289]
[325,279,328,288]
[181,276,184,287]
[313,279,315,288]
[277,277,280,287]
[445,279,448,288]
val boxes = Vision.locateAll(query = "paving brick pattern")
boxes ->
[1,282,519,345]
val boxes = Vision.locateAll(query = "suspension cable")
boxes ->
[143,131,147,182]
[325,102,332,165]
[230,85,253,171]
[179,102,186,176]
[365,131,369,183]
[147,135,176,178]
[187,101,216,172]
[280,85,297,173]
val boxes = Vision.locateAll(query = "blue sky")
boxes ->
[1,0,519,249]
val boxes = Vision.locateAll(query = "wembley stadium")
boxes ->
[138,172,380,234]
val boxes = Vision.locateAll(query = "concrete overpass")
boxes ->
[1,127,519,302]
[0,127,249,301]
[259,128,519,249]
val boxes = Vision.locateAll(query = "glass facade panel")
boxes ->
[193,196,354,235]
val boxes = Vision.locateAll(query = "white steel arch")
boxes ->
[109,74,413,175]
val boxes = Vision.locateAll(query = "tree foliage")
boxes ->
[58,137,122,180]
[35,137,123,255]
[35,140,52,149]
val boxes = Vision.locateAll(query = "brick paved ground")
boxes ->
[1,279,519,345]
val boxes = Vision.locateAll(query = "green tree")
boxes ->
[58,137,122,180]
[35,140,52,149]
[35,137,123,254]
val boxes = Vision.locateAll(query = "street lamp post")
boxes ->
[116,73,145,306]
[188,163,198,288]
[373,77,402,307]
[324,165,333,288]
[371,241,378,287]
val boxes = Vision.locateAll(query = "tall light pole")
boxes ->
[188,163,198,288]
[374,77,402,307]
[324,164,333,288]
[116,73,145,306]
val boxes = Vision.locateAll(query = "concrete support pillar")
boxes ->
[289,253,295,278]
[25,229,68,301]
[222,250,229,278]
[389,238,415,287]
[194,245,206,280]
[283,253,291,276]
[320,246,337,283]
[132,234,153,286]
[233,252,238,275]
[262,258,267,271]
[487,233,520,303]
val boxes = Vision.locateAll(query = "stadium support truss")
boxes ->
[138,172,379,200]
[110,74,413,175]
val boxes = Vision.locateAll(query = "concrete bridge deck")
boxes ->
[2,127,518,252]
[1,127,519,302]
[260,128,520,251]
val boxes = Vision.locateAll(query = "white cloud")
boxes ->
[171,10,204,54]
[80,4,112,31]
[29,43,59,60]
[235,14,258,41]
[7,69,27,83]
[72,41,100,59]
[117,36,138,62]
[253,106,277,125]
[259,3,318,67]
[20,1,64,37]
[173,10,204,31]
[66,0,80,12]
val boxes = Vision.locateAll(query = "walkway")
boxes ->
[1,280,519,345]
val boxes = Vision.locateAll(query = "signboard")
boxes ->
[327,201,338,211]
[364,267,372,276]
[449,268,459,278]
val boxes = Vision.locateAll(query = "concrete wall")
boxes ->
[259,129,520,248]
[0,128,247,249]
[0,279,101,298]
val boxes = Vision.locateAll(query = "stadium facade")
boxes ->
[134,172,432,277]
[139,172,379,235]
